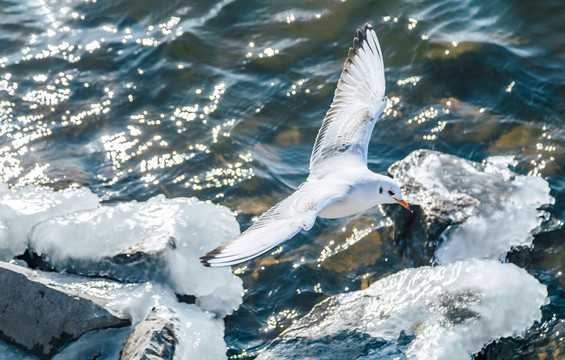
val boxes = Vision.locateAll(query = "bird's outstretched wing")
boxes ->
[200,182,350,267]
[309,24,387,175]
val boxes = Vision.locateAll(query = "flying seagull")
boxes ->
[200,24,410,267]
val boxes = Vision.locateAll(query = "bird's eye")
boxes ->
[379,187,383,194]
[388,190,395,196]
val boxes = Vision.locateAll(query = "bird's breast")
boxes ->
[318,184,377,219]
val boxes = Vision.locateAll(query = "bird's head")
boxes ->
[378,179,412,212]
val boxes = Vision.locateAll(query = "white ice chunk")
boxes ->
[174,304,227,360]
[260,259,547,360]
[30,195,186,261]
[30,194,243,315]
[0,184,99,260]
[435,156,554,264]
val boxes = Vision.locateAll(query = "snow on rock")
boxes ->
[174,304,227,360]
[257,259,548,360]
[383,150,554,265]
[0,184,98,260]
[29,194,244,316]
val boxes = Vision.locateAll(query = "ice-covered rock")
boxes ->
[28,197,178,283]
[257,259,547,360]
[108,284,228,360]
[0,266,232,360]
[383,150,553,265]
[29,194,244,316]
[119,301,228,360]
[0,262,233,359]
[0,184,243,358]
[0,184,98,260]
[0,261,129,358]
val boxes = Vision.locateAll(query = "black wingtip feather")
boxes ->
[353,38,361,51]
[344,23,375,66]
[199,245,227,266]
[356,29,364,44]
[199,255,214,266]
[346,47,355,65]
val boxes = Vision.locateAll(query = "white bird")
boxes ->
[200,24,411,267]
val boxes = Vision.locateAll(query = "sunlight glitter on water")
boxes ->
[90,78,255,189]
[0,0,564,358]
[316,220,391,265]
[263,308,299,332]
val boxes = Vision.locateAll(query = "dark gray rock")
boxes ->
[0,261,129,358]
[121,307,178,360]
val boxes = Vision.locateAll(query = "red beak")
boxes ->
[395,199,412,213]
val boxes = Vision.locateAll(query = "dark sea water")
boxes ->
[1,0,564,359]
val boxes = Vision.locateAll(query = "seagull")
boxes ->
[200,24,411,267]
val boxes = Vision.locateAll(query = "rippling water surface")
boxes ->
[1,0,564,358]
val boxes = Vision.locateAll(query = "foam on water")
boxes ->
[432,156,554,264]
[262,259,547,360]
[0,184,98,260]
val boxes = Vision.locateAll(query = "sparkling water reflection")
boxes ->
[1,0,564,358]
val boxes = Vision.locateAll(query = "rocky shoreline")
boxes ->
[0,150,555,359]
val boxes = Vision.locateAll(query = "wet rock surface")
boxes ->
[121,307,178,360]
[0,261,129,358]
